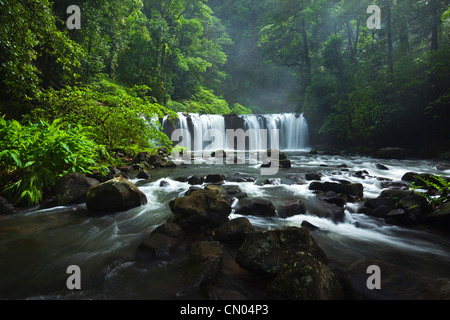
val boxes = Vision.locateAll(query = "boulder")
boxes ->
[169,189,232,232]
[305,172,321,181]
[316,191,347,207]
[234,198,277,218]
[215,217,255,243]
[204,174,226,184]
[375,163,389,170]
[423,201,450,230]
[226,173,256,183]
[188,175,205,185]
[189,241,224,287]
[54,172,100,206]
[222,185,248,199]
[85,177,147,212]
[136,170,151,180]
[0,196,14,214]
[309,181,364,198]
[267,251,343,300]
[235,227,328,277]
[301,221,320,231]
[277,200,307,218]
[307,200,346,222]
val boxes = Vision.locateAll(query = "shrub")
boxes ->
[0,117,108,205]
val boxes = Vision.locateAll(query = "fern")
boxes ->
[410,174,450,209]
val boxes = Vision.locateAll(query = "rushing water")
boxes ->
[1,152,449,299]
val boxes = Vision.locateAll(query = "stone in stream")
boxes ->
[234,198,277,218]
[0,196,15,214]
[309,181,364,199]
[169,189,232,232]
[54,172,100,206]
[277,200,307,218]
[235,227,328,277]
[138,233,181,258]
[189,241,224,287]
[85,177,147,212]
[215,217,255,243]
[267,251,343,300]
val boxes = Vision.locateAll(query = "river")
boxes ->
[1,151,449,299]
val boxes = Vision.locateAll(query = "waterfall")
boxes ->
[162,112,309,152]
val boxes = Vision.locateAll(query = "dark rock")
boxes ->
[346,260,450,300]
[279,159,292,169]
[235,227,328,277]
[301,221,320,231]
[305,172,321,181]
[189,241,224,287]
[337,163,348,168]
[264,178,282,185]
[85,177,147,212]
[138,233,181,258]
[136,170,151,180]
[234,199,277,218]
[374,147,407,159]
[308,200,345,222]
[398,194,431,215]
[184,186,202,196]
[309,148,318,155]
[133,152,151,164]
[267,251,343,300]
[436,163,450,171]
[222,185,248,199]
[375,163,389,170]
[54,172,100,206]
[267,148,287,160]
[170,189,232,232]
[423,202,450,230]
[159,180,170,187]
[204,185,233,204]
[364,197,396,211]
[277,200,307,218]
[188,175,204,185]
[309,181,364,198]
[384,209,413,226]
[316,191,347,207]
[379,181,409,190]
[227,173,256,183]
[215,217,255,243]
[379,189,413,200]
[204,174,226,184]
[152,222,185,239]
[0,196,14,214]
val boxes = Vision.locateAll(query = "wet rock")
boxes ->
[54,172,100,206]
[316,191,347,207]
[189,241,224,287]
[277,200,307,218]
[264,178,282,185]
[301,221,320,231]
[85,177,147,212]
[184,186,202,196]
[345,260,450,300]
[379,181,409,190]
[309,181,364,198]
[235,227,328,277]
[398,193,431,215]
[226,173,256,183]
[159,180,170,187]
[222,185,248,199]
[423,202,450,230]
[375,163,389,170]
[188,175,205,185]
[136,170,151,180]
[279,159,292,169]
[307,200,345,222]
[305,172,321,181]
[0,196,14,214]
[138,233,181,258]
[170,189,232,232]
[267,251,343,300]
[234,199,277,218]
[379,189,413,200]
[436,163,450,171]
[204,174,226,184]
[204,185,233,204]
[215,217,255,243]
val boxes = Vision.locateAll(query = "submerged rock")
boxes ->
[138,233,181,258]
[85,177,147,212]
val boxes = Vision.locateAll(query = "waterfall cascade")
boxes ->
[162,112,310,151]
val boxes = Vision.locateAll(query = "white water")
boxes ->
[163,112,310,151]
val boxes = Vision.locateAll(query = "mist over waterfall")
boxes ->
[162,113,310,151]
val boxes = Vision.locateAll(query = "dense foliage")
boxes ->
[0,0,449,205]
